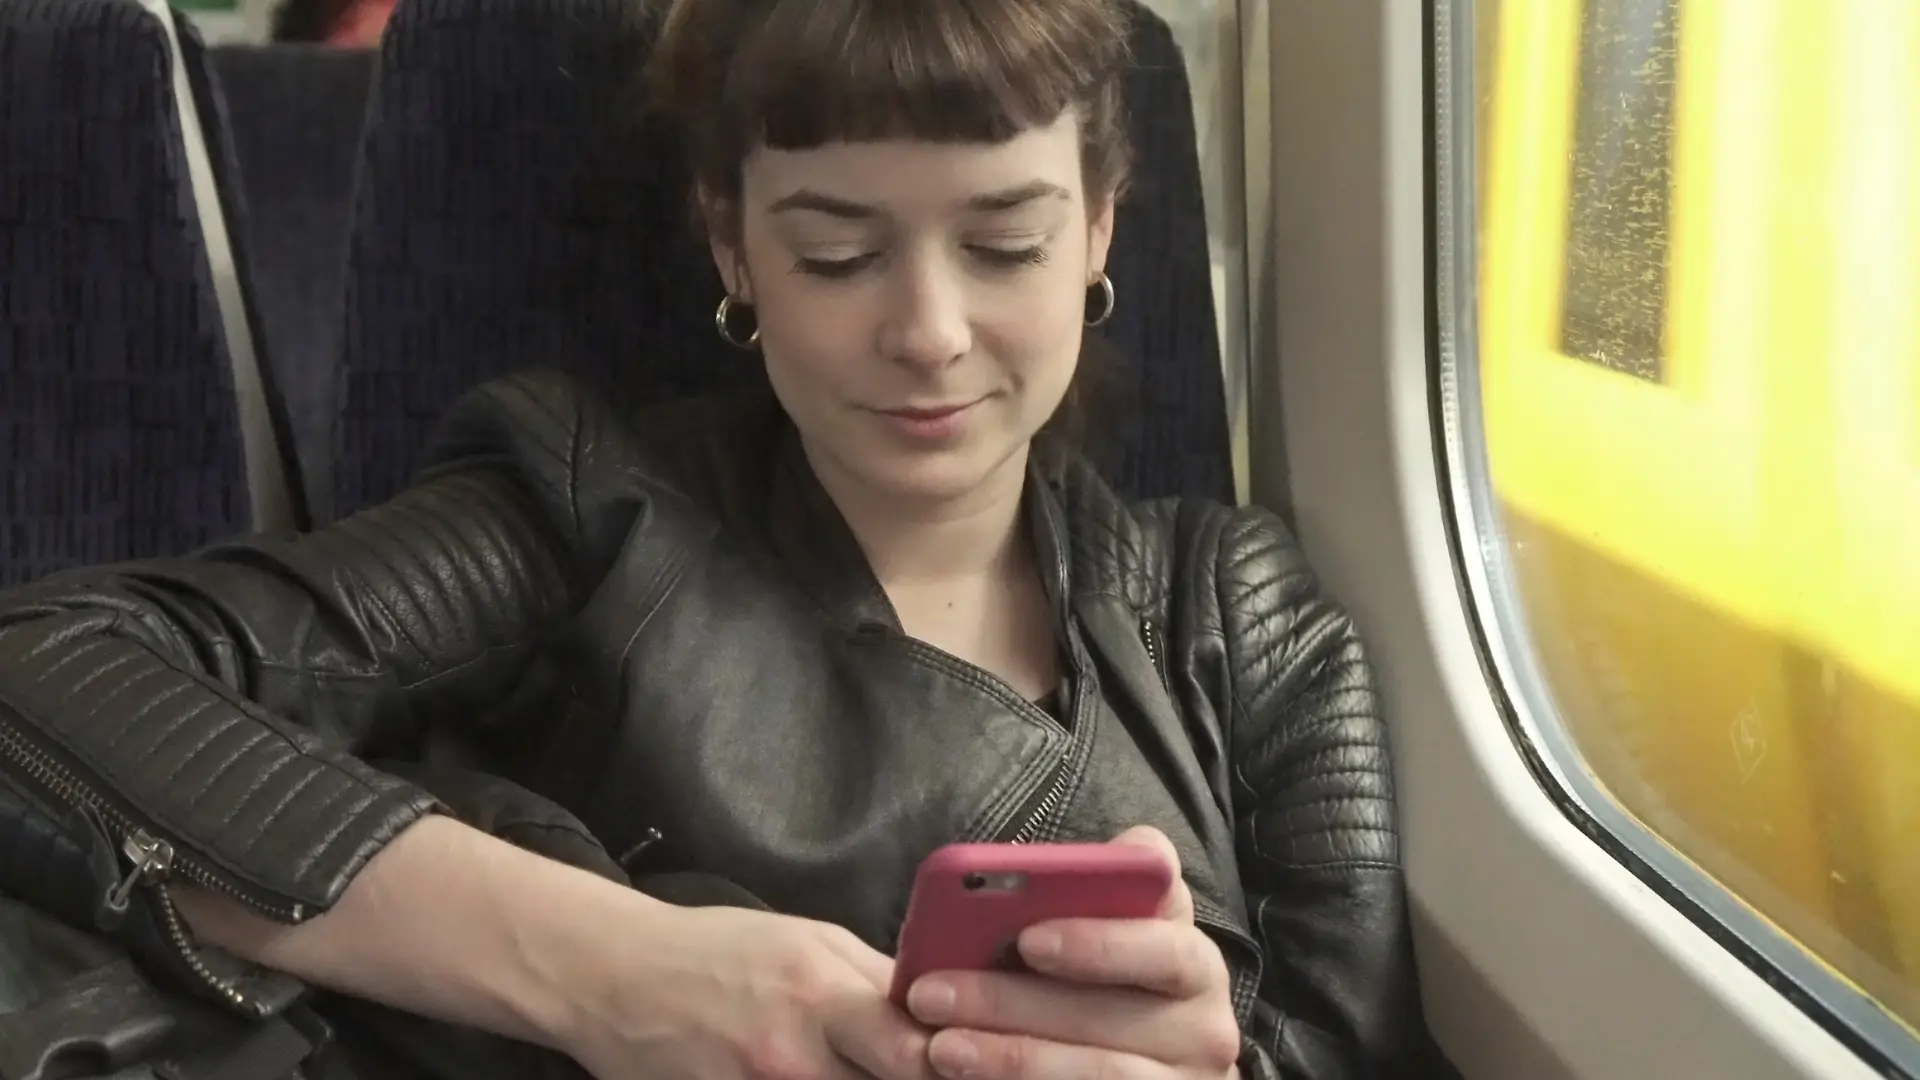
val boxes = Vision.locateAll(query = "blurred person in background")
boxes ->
[272,0,393,45]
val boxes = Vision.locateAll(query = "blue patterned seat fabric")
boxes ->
[211,44,377,519]
[0,0,264,585]
[332,0,1232,517]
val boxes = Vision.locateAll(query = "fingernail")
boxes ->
[931,1033,979,1078]
[909,978,955,1021]
[1022,927,1062,960]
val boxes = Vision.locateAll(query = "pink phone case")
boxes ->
[887,842,1174,1006]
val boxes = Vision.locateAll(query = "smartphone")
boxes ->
[887,842,1175,1007]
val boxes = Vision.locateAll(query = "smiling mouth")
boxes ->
[874,398,984,421]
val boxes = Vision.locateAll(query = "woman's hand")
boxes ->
[903,827,1243,1080]
[559,901,938,1080]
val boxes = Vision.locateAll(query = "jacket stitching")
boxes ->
[398,642,536,692]
[1252,892,1290,1063]
[564,385,585,545]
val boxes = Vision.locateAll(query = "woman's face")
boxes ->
[709,112,1115,508]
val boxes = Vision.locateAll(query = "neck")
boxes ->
[807,444,1032,586]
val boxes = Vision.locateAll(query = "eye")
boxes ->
[794,253,879,279]
[971,245,1051,270]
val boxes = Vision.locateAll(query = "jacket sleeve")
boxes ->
[0,371,634,939]
[1211,507,1435,1080]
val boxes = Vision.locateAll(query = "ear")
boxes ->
[698,186,753,302]
[1085,190,1118,282]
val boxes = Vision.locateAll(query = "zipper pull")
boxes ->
[617,827,666,874]
[103,829,174,918]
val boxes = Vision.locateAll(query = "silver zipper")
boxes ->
[1007,640,1091,844]
[1007,766,1074,844]
[0,721,306,1015]
[1141,617,1172,693]
[103,830,171,916]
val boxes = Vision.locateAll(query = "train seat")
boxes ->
[0,0,305,586]
[329,0,729,517]
[211,44,377,521]
[329,0,1234,518]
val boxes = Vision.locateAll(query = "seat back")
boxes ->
[1104,8,1234,501]
[211,44,377,518]
[332,0,1231,516]
[0,0,303,586]
[332,0,734,517]
[164,6,309,538]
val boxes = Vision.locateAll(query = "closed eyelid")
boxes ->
[793,239,873,252]
[969,229,1052,244]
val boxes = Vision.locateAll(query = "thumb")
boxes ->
[1110,826,1192,922]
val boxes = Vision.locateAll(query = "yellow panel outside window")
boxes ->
[1475,0,1919,1037]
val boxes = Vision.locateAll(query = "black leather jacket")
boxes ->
[0,372,1430,1079]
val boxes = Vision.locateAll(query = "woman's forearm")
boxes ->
[172,813,659,1050]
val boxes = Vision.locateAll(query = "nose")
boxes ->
[877,255,972,371]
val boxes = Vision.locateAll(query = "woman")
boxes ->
[0,0,1432,1077]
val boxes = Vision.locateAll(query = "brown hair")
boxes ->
[648,0,1133,235]
[645,0,1138,464]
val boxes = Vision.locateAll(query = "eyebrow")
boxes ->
[969,180,1073,212]
[767,180,1072,218]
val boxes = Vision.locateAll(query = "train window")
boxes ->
[1448,0,1920,1068]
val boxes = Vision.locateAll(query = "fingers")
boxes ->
[906,971,1240,1070]
[822,993,938,1080]
[925,1028,1180,1080]
[1016,918,1226,999]
[1108,825,1178,864]
[1106,827,1193,922]
[821,1051,904,1080]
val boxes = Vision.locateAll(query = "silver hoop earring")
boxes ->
[715,295,760,349]
[1085,272,1116,328]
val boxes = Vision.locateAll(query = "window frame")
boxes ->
[1254,0,1916,1075]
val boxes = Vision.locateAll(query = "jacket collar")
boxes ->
[763,420,1075,635]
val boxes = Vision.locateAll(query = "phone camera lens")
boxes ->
[962,873,988,891]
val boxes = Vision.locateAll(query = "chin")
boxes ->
[855,445,1024,504]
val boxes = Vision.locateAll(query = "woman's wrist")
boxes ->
[181,813,680,1054]
[503,861,688,1054]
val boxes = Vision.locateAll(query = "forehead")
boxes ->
[740,111,1085,212]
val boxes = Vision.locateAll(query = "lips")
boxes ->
[881,403,974,421]
[867,396,986,441]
